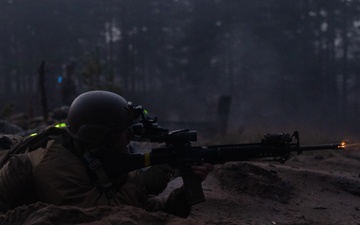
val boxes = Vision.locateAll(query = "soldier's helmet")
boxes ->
[66,90,134,144]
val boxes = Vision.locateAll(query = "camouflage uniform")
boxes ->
[0,137,190,217]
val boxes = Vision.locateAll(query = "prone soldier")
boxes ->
[0,90,213,217]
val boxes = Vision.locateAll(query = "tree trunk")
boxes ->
[38,61,48,122]
[341,1,349,121]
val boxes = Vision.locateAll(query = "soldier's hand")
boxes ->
[191,163,214,182]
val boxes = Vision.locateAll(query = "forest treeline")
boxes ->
[0,0,359,137]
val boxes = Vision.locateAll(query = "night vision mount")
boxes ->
[129,104,197,145]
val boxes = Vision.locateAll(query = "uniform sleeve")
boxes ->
[0,155,36,211]
[118,166,191,217]
[141,164,174,195]
[140,165,192,217]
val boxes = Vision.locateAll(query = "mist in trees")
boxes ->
[1,0,360,140]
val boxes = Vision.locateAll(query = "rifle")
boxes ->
[103,106,345,206]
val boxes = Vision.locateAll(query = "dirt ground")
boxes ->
[0,144,359,225]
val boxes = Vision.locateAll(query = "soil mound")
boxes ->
[217,162,293,203]
[0,202,199,225]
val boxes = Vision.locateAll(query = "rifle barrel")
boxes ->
[104,142,345,175]
[298,143,345,151]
